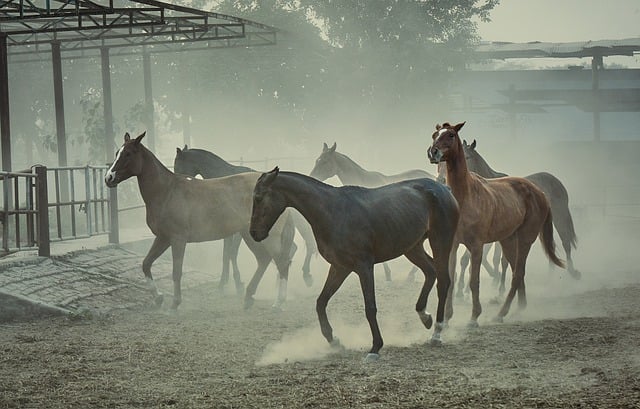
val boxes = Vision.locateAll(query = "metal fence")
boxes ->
[0,165,117,258]
[0,166,48,256]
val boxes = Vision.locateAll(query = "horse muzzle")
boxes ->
[428,147,443,164]
[250,229,269,242]
[105,174,118,188]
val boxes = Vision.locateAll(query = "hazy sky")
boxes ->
[477,0,640,43]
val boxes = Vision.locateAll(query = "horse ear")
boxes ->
[176,147,182,154]
[183,145,188,151]
[453,122,466,132]
[463,139,468,147]
[263,166,279,185]
[435,123,442,131]
[322,142,328,152]
[124,132,131,142]
[470,139,477,149]
[329,142,337,153]
[134,131,146,144]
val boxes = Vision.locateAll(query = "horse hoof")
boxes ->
[364,353,380,363]
[467,320,479,329]
[235,282,245,297]
[419,312,433,330]
[303,274,314,287]
[243,297,254,310]
[330,337,343,349]
[154,294,164,307]
[570,269,582,280]
[492,316,504,323]
[430,337,443,347]
[271,303,285,312]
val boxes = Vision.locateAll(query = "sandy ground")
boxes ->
[1,236,640,409]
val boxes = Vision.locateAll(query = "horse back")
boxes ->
[147,172,259,241]
[524,172,569,204]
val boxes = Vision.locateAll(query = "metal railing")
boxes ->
[0,165,118,258]
[0,166,49,256]
[46,165,112,243]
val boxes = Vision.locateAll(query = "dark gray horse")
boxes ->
[444,139,581,298]
[309,142,435,282]
[174,146,317,293]
[249,167,459,361]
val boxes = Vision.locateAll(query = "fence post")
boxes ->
[108,181,119,245]
[35,166,50,257]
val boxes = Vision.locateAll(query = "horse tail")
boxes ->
[539,209,565,269]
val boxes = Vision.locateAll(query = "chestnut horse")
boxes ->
[105,132,295,310]
[450,139,581,298]
[174,146,317,291]
[309,142,435,282]
[249,168,459,360]
[428,122,564,325]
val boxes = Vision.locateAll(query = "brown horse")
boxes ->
[249,168,459,360]
[104,132,295,310]
[428,122,564,325]
[309,142,435,282]
[449,139,581,298]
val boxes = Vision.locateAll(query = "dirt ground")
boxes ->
[1,240,640,409]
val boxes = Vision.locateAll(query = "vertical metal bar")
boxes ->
[92,168,99,233]
[26,173,35,247]
[143,49,156,152]
[2,174,9,251]
[0,33,12,171]
[85,165,92,236]
[101,47,115,164]
[52,41,68,167]
[98,167,106,232]
[108,174,119,244]
[35,166,50,257]
[13,175,20,248]
[69,168,76,237]
[54,169,62,239]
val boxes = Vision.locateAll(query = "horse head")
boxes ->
[428,122,465,165]
[173,145,201,177]
[250,167,287,242]
[105,131,146,188]
[309,142,338,181]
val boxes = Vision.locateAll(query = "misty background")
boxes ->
[4,0,640,324]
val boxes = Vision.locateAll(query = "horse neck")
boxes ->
[445,144,472,205]
[334,153,374,185]
[469,153,505,178]
[137,147,175,204]
[276,173,336,236]
[194,151,240,177]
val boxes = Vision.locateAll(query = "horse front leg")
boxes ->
[468,244,484,327]
[142,236,170,307]
[272,247,293,311]
[445,243,459,322]
[316,265,349,348]
[170,240,187,310]
[356,264,383,361]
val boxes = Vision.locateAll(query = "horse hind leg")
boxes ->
[229,233,245,295]
[457,249,470,299]
[142,236,170,307]
[382,262,392,282]
[404,243,448,345]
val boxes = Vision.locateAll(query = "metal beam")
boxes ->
[101,46,114,164]
[51,41,67,166]
[0,33,11,171]
[142,49,155,152]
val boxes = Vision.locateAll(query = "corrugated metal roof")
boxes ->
[475,37,640,59]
